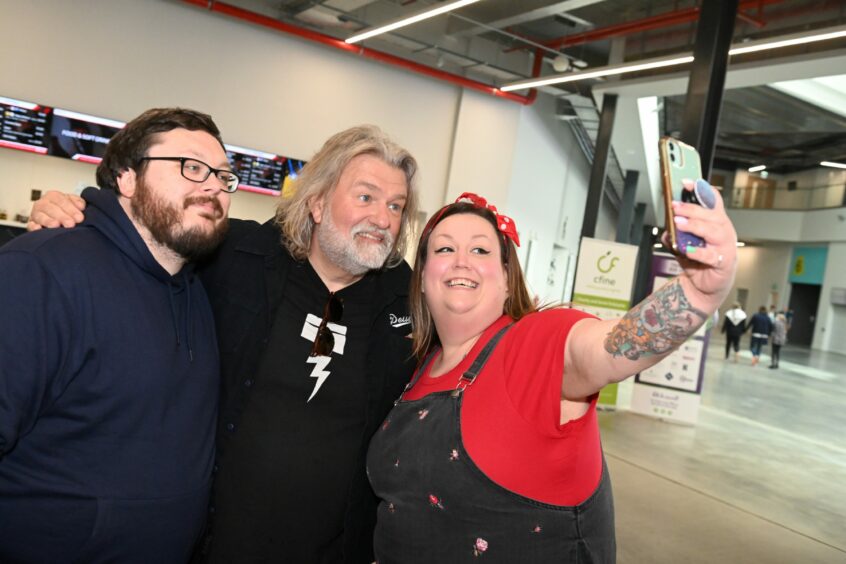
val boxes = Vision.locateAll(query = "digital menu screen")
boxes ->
[2,94,303,197]
[226,144,288,195]
[0,96,52,154]
[48,108,125,164]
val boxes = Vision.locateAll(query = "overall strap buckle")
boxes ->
[453,323,514,394]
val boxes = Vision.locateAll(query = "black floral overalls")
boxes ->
[367,326,616,563]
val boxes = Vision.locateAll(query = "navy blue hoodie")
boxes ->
[0,188,219,563]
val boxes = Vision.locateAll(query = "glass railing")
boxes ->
[724,183,846,211]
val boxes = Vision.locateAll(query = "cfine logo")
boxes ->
[389,313,411,329]
[596,251,619,274]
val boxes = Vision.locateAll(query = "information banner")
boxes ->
[570,237,639,408]
[630,253,709,425]
[0,96,51,154]
[49,108,125,164]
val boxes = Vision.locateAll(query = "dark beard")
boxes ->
[131,177,229,262]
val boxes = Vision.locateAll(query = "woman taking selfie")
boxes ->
[368,183,736,563]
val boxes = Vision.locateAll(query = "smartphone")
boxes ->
[659,136,707,254]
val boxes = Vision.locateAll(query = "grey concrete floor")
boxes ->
[599,334,846,563]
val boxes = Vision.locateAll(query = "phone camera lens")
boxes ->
[670,153,676,162]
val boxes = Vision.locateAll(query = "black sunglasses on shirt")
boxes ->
[310,293,343,357]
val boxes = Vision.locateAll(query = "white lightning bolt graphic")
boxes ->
[306,355,332,402]
[300,313,347,403]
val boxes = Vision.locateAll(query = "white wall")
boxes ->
[816,241,846,353]
[0,0,460,223]
[721,243,793,318]
[445,89,521,205]
[503,94,596,303]
[0,150,96,221]
[723,204,846,353]
[729,167,846,211]
[727,208,846,244]
[0,0,617,305]
[718,238,846,354]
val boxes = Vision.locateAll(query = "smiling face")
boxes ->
[423,212,509,327]
[119,128,231,261]
[309,153,408,278]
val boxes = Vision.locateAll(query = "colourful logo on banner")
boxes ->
[789,246,826,285]
[596,251,619,273]
[793,256,805,276]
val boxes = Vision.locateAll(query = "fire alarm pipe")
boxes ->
[179,0,540,105]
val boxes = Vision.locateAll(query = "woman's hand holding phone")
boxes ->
[675,178,716,251]
[657,137,737,313]
[664,178,738,307]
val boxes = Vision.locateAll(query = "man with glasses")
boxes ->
[28,124,420,563]
[0,108,232,563]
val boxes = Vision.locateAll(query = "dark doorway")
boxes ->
[787,283,821,346]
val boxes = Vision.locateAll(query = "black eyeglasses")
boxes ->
[310,293,343,357]
[137,157,240,193]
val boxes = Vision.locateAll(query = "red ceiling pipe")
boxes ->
[179,0,538,105]
[736,10,767,27]
[542,7,702,49]
[532,0,784,51]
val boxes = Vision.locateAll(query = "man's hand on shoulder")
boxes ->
[27,191,87,231]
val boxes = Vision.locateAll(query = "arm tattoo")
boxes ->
[604,278,708,361]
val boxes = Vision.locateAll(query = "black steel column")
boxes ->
[582,93,618,238]
[680,0,738,178]
[631,223,656,305]
[629,202,646,245]
[615,170,640,243]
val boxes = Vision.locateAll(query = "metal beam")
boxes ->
[630,203,646,245]
[451,0,603,38]
[630,222,655,305]
[581,93,617,238]
[615,170,639,243]
[680,0,739,178]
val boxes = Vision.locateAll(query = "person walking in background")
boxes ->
[747,306,773,367]
[721,302,747,362]
[770,312,788,369]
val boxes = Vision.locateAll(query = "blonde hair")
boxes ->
[274,125,418,268]
[409,203,536,359]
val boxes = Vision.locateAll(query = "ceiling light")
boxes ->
[728,25,846,56]
[821,160,846,169]
[346,0,482,44]
[501,54,694,92]
[500,23,846,92]
[748,165,766,172]
[551,55,572,73]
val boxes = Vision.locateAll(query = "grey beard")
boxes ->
[315,218,393,276]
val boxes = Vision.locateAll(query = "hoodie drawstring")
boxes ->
[167,277,195,363]
[167,285,180,347]
[185,275,194,363]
